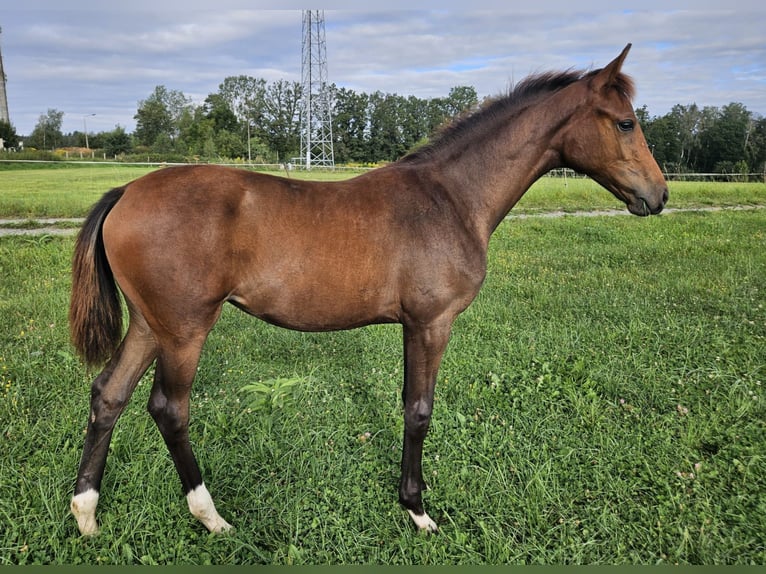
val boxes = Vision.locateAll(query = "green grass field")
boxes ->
[0,164,764,564]
[0,162,764,218]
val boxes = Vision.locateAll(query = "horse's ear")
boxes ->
[591,43,632,92]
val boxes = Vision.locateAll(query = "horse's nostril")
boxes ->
[662,188,669,205]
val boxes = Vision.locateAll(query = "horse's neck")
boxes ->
[436,98,574,244]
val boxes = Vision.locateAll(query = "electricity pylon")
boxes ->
[0,27,10,125]
[299,11,334,169]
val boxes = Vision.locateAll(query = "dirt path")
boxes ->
[0,218,84,236]
[0,206,763,237]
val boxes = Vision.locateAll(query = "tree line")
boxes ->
[2,75,764,173]
[638,102,766,175]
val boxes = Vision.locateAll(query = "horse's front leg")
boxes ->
[399,318,453,532]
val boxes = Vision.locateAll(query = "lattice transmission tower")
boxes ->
[0,27,10,125]
[299,10,334,169]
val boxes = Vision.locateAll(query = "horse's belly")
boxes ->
[228,273,401,332]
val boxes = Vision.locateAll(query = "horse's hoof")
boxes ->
[71,490,101,536]
[407,509,438,533]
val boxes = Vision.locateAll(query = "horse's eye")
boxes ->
[617,119,635,132]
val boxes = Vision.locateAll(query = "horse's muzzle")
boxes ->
[629,187,668,216]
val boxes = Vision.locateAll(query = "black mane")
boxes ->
[401,68,635,163]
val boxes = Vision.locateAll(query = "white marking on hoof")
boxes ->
[407,509,438,533]
[71,489,100,536]
[187,483,233,533]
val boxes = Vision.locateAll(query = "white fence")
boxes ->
[2,159,765,183]
[545,168,766,183]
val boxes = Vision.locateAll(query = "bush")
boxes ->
[0,149,62,162]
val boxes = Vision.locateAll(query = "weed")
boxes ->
[240,376,303,415]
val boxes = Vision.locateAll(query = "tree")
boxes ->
[178,107,215,159]
[367,92,407,161]
[671,104,703,171]
[122,74,763,168]
[644,113,682,171]
[0,120,19,149]
[635,105,651,125]
[745,116,766,173]
[331,86,369,163]
[217,76,269,157]
[698,103,752,172]
[134,86,192,148]
[214,129,247,160]
[134,88,172,147]
[26,109,64,150]
[637,102,761,174]
[443,86,479,118]
[103,125,133,156]
[218,76,268,127]
[400,96,432,152]
[262,79,302,162]
[331,86,481,163]
[203,93,239,134]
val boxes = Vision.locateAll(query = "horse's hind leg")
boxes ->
[148,337,231,533]
[71,312,157,535]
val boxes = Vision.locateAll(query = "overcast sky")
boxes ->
[2,1,764,136]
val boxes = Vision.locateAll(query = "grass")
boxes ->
[0,163,368,218]
[0,199,763,563]
[519,178,766,213]
[0,162,764,218]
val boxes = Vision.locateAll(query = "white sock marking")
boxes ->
[71,489,100,536]
[186,483,233,533]
[407,509,438,532]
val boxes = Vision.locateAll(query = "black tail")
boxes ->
[69,187,126,366]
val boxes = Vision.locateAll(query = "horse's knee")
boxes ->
[88,383,129,432]
[147,394,189,442]
[146,388,167,421]
[147,400,182,431]
[404,398,432,435]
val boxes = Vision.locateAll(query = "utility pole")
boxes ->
[83,113,95,149]
[299,11,334,170]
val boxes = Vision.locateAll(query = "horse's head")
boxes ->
[559,44,668,216]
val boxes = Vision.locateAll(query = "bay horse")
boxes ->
[69,44,667,536]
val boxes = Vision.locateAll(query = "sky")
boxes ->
[2,1,765,137]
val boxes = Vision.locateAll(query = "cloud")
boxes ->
[2,5,764,135]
